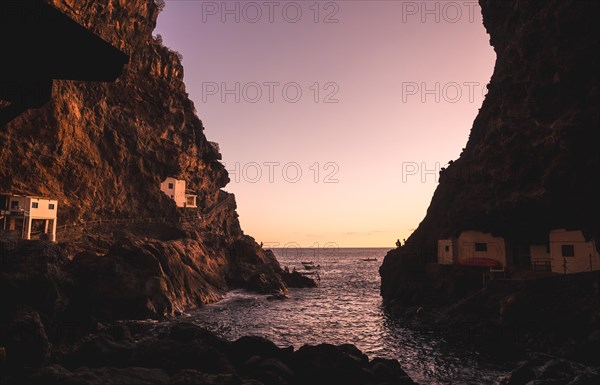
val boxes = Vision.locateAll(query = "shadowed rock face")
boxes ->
[1,322,418,385]
[381,0,599,301]
[1,0,287,319]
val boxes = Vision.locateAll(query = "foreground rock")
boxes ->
[380,270,600,384]
[384,270,600,369]
[2,322,417,385]
[498,355,600,385]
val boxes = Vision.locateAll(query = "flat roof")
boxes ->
[0,193,57,200]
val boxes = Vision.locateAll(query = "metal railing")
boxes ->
[56,194,233,236]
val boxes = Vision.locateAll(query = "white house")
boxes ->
[160,177,197,208]
[548,229,600,274]
[437,239,456,265]
[0,194,58,242]
[438,231,506,268]
[439,228,599,275]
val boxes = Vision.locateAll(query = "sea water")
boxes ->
[181,248,507,384]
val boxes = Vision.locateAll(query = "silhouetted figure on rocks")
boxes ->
[396,239,402,248]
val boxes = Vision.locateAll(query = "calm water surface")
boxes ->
[180,248,508,384]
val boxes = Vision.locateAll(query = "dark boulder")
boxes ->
[281,271,317,288]
[369,357,414,384]
[498,362,537,385]
[538,359,578,381]
[499,357,598,385]
[61,333,136,369]
[67,244,177,321]
[23,364,170,385]
[168,369,245,385]
[291,344,375,385]
[229,336,292,366]
[2,310,51,369]
[0,241,70,325]
[240,356,294,385]
[168,322,229,352]
[131,338,237,375]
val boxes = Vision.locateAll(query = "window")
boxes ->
[561,244,575,257]
[445,245,450,252]
[168,183,174,189]
[11,201,19,209]
[49,204,55,210]
[475,243,487,252]
[32,202,39,209]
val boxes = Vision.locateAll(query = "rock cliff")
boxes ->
[1,0,287,319]
[380,0,599,301]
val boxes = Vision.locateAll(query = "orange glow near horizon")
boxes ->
[155,1,496,247]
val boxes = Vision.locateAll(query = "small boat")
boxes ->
[302,261,317,269]
[304,264,321,270]
[361,258,377,262]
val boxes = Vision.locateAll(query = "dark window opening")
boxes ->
[49,204,55,210]
[561,244,575,257]
[445,245,450,252]
[475,243,487,252]
[168,183,174,189]
[32,202,39,208]
[11,201,19,209]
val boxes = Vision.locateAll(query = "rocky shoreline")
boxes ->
[381,266,600,384]
[0,239,416,384]
[1,321,417,385]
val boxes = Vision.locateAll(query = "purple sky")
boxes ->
[155,1,495,247]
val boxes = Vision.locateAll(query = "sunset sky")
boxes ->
[155,1,496,248]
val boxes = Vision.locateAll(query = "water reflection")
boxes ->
[177,248,506,384]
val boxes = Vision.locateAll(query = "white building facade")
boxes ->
[438,231,506,268]
[160,177,197,208]
[1,194,58,242]
[548,229,600,274]
[437,239,456,265]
